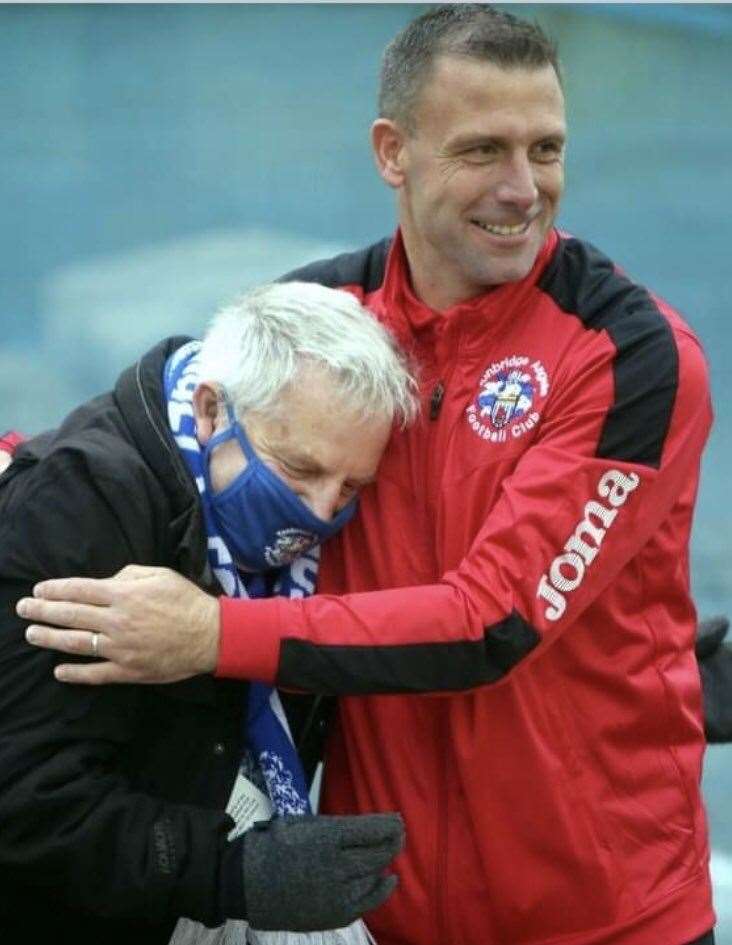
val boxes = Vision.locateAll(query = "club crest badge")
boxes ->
[264,528,318,567]
[466,355,550,443]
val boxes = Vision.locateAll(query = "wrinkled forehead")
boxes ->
[251,387,392,484]
[411,55,566,135]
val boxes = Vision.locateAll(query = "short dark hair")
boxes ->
[378,4,561,132]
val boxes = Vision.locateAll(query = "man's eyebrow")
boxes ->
[446,130,567,151]
[445,133,501,151]
[536,131,566,145]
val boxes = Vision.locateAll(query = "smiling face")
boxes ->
[374,56,566,310]
[193,364,393,523]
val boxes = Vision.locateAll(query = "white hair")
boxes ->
[197,281,419,426]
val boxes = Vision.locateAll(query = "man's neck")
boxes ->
[409,264,495,313]
[398,226,495,313]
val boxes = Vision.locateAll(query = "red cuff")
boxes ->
[215,596,287,683]
[0,431,25,454]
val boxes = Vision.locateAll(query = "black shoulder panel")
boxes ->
[538,236,678,469]
[276,610,539,695]
[279,237,392,293]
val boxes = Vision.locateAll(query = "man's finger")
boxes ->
[25,625,110,658]
[17,598,114,633]
[32,576,119,606]
[341,841,404,878]
[115,564,167,581]
[352,873,399,916]
[338,812,405,849]
[54,661,139,686]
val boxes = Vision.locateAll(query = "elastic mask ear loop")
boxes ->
[203,396,255,460]
[221,398,259,464]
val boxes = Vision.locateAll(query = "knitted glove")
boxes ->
[696,616,732,744]
[242,813,403,932]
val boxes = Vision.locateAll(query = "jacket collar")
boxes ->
[381,227,560,349]
[113,336,211,586]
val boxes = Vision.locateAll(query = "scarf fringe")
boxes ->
[247,919,375,945]
[170,918,375,945]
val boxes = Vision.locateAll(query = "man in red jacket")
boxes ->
[12,6,723,945]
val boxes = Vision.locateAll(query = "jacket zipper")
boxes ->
[429,381,445,420]
[435,710,450,944]
[296,694,325,753]
[428,350,455,942]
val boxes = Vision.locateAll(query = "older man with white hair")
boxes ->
[0,281,415,943]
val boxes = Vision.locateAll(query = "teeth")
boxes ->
[473,220,529,236]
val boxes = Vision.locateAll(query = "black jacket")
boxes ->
[696,616,732,743]
[0,338,327,943]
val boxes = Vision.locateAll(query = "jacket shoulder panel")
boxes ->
[539,236,683,469]
[0,430,168,582]
[279,237,392,293]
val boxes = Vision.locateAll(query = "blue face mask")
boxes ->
[202,402,357,572]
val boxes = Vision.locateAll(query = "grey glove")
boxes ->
[242,813,404,932]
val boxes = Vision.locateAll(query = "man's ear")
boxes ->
[371,118,409,189]
[192,382,222,445]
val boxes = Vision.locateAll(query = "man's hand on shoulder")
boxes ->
[18,565,220,685]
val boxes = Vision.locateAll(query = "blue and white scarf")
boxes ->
[165,342,374,945]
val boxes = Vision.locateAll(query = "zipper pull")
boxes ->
[429,381,445,420]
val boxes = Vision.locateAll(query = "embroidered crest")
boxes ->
[466,355,550,443]
[264,527,318,567]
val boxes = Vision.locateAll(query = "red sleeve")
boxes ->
[0,431,25,454]
[215,323,712,694]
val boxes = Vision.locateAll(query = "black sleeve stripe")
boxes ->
[278,237,392,293]
[538,237,679,469]
[276,610,539,695]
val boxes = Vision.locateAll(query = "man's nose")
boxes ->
[495,153,539,210]
[305,483,345,522]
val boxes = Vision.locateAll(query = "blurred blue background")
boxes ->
[1,3,730,938]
